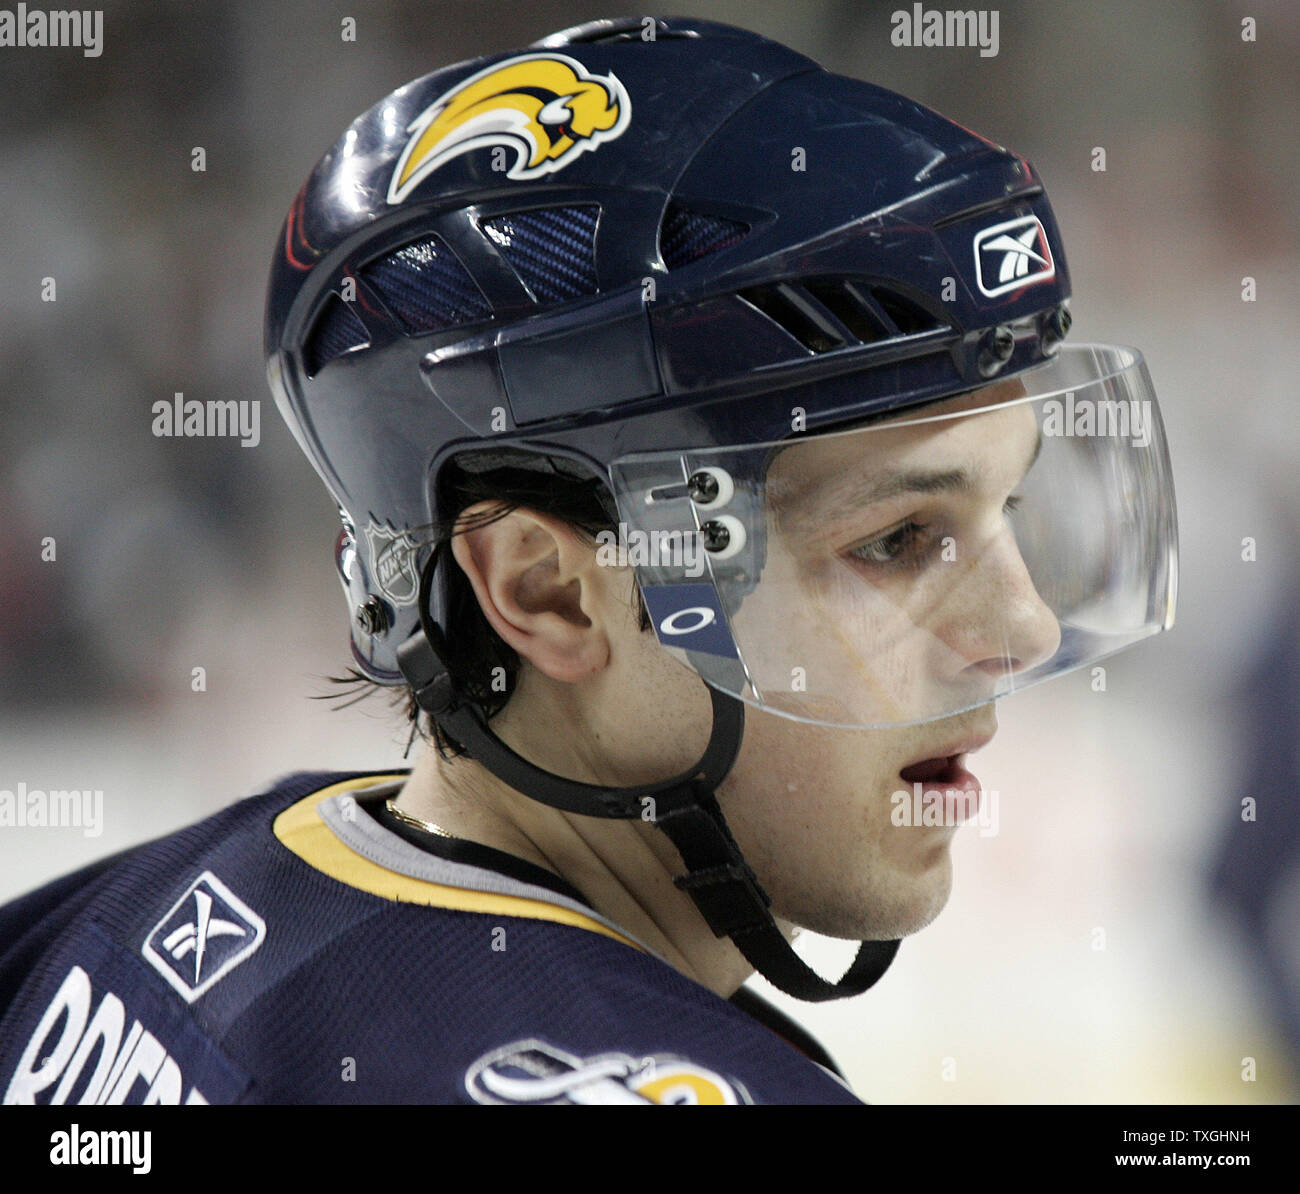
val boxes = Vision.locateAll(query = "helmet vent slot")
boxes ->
[870,286,946,335]
[660,203,749,268]
[359,234,491,334]
[803,279,891,345]
[738,283,844,354]
[738,279,950,355]
[304,294,370,376]
[480,205,600,304]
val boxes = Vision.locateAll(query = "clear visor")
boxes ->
[610,345,1178,729]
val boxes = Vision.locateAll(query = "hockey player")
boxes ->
[0,17,1177,1105]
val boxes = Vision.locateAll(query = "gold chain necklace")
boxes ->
[385,798,456,839]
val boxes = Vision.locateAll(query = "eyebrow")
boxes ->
[795,424,1043,517]
[835,466,975,509]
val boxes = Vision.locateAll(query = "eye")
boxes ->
[848,519,929,566]
[1003,494,1022,515]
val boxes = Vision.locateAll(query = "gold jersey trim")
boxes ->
[273,774,642,951]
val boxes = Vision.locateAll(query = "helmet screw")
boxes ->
[700,520,731,553]
[977,325,1016,377]
[355,597,388,637]
[688,470,720,504]
[1040,304,1072,354]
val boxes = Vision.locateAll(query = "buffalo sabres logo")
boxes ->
[387,52,631,204]
[465,1039,750,1105]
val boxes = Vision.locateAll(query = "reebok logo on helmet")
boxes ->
[972,214,1056,297]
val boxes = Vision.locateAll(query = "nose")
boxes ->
[946,525,1062,681]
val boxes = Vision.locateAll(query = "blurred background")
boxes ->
[1,0,1296,1104]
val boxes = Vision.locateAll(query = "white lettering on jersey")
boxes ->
[4,965,209,1105]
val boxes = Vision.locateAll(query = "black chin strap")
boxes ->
[395,549,900,1002]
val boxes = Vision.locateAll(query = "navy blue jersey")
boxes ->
[0,770,863,1104]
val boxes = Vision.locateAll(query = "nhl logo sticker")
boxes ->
[365,520,422,606]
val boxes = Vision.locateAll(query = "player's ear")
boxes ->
[450,504,612,683]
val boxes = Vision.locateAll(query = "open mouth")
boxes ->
[899,754,964,785]
[898,748,985,824]
[895,727,995,825]
[899,727,994,785]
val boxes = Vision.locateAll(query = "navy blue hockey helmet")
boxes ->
[266,17,1177,999]
[267,16,1175,732]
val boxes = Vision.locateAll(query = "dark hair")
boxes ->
[325,452,650,758]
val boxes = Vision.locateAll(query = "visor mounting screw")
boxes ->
[688,471,720,504]
[700,520,731,553]
[355,597,388,637]
[1040,304,1072,355]
[978,324,1016,377]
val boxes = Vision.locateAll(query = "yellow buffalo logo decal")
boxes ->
[387,52,631,204]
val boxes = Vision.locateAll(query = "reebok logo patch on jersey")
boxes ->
[141,871,265,1003]
[972,214,1055,297]
[465,1038,750,1105]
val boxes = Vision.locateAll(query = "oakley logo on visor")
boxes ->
[973,215,1055,298]
[659,607,715,636]
[641,584,739,660]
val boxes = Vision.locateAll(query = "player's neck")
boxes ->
[395,734,756,1000]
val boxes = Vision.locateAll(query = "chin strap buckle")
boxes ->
[674,862,771,939]
[657,786,773,940]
